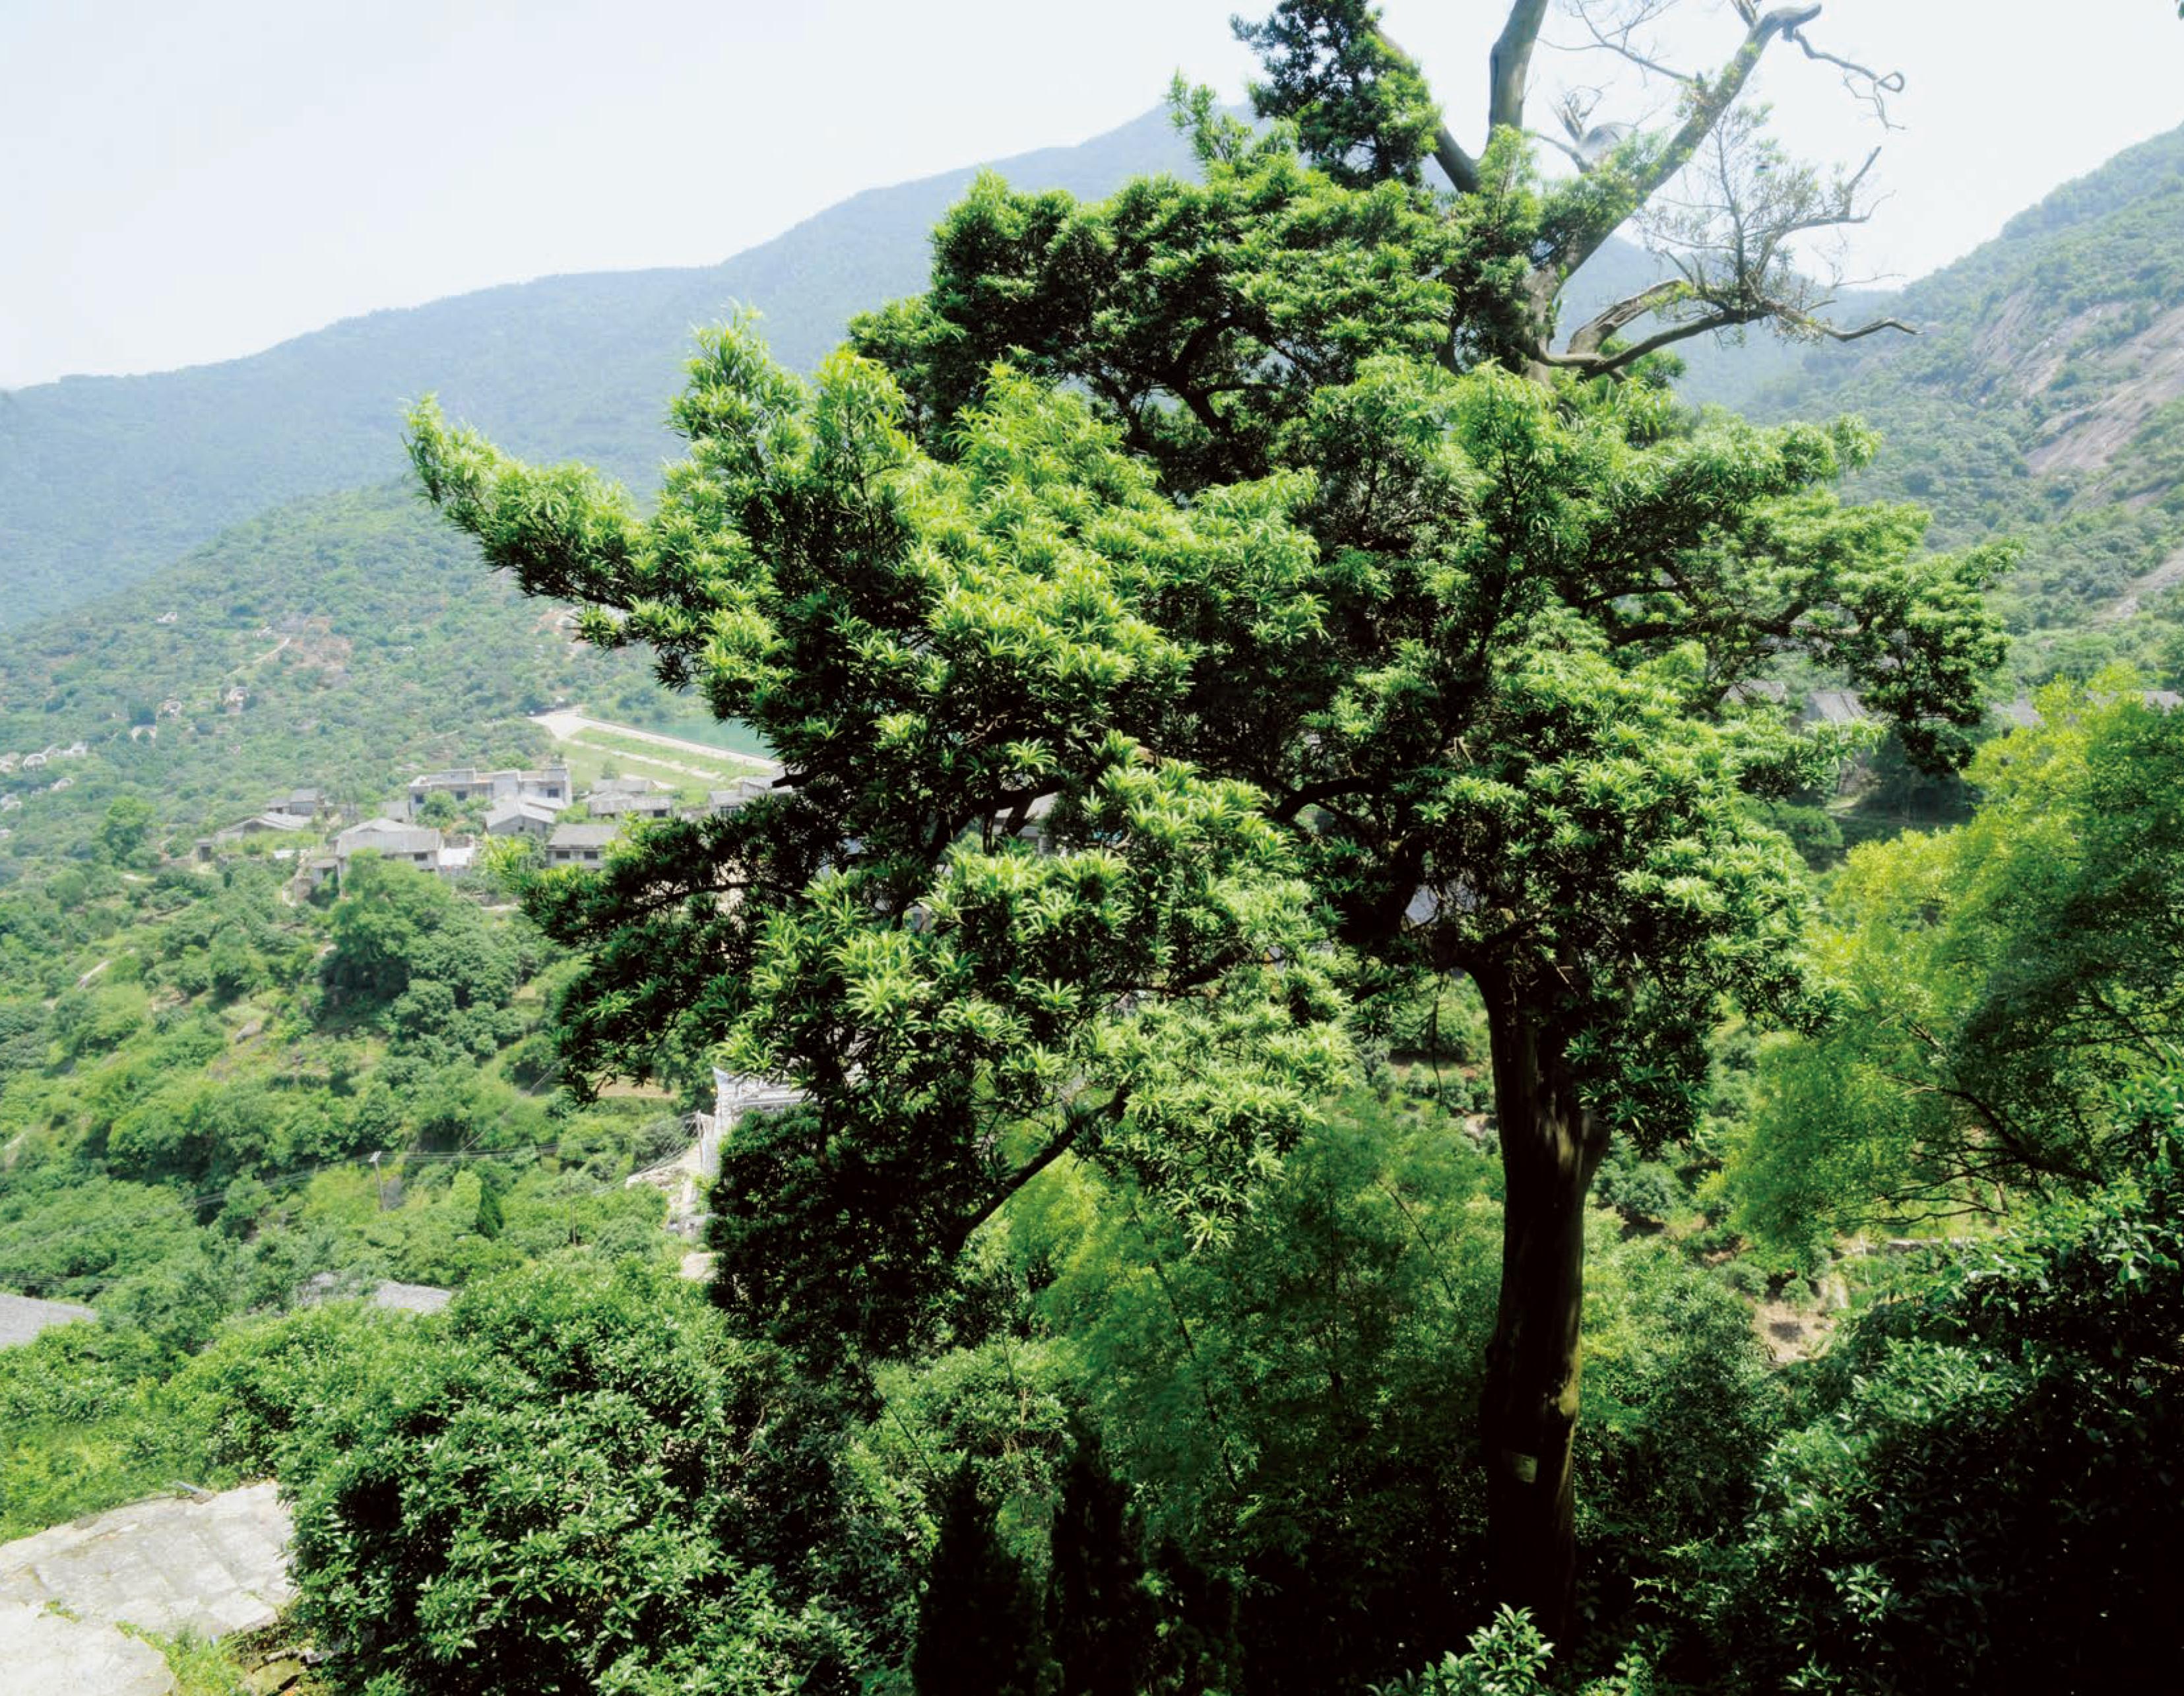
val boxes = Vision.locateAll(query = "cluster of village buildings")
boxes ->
[192,761,779,893]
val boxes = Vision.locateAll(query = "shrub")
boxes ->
[1658,1093,2184,1692]
[285,1258,866,1695]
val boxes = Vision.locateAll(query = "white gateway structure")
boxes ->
[627,1068,806,1236]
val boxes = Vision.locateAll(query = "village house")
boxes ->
[195,812,312,860]
[266,787,324,820]
[707,775,775,816]
[544,822,618,868]
[586,775,678,819]
[406,764,571,818]
[335,816,444,872]
[484,796,560,837]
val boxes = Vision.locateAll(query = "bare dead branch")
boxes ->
[1562,0,1701,86]
[1539,306,1771,375]
[1782,22,1908,128]
[1562,278,1689,357]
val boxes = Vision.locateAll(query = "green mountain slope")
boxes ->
[0,112,1217,629]
[1740,122,2184,635]
[1,106,1685,634]
[0,482,684,877]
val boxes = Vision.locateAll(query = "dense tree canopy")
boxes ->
[408,0,2004,1638]
[1732,677,2184,1252]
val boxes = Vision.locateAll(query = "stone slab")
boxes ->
[0,1482,294,1640]
[0,1600,175,1695]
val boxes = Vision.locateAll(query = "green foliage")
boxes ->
[100,794,156,863]
[1233,2,1446,191]
[909,1462,1047,1696]
[0,1173,200,1301]
[1733,678,2184,1249]
[1663,1097,2184,1692]
[1370,1608,1553,1696]
[286,1258,863,1695]
[982,1097,1773,1692]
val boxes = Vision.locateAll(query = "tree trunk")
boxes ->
[1477,968,1607,1647]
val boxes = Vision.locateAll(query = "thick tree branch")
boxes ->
[1539,304,1771,374]
[1489,0,1555,133]
[1372,24,1479,192]
[1560,278,1689,357]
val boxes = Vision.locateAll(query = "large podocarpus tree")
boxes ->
[409,0,2003,1645]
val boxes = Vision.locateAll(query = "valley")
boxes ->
[3,20,2181,1692]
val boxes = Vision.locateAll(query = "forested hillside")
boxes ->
[0,482,695,878]
[0,111,1204,626]
[1743,121,2184,641]
[4,8,2182,1693]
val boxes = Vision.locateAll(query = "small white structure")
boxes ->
[627,1068,807,1238]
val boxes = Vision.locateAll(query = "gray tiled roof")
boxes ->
[338,818,443,857]
[485,798,558,826]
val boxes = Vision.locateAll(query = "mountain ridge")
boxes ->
[0,107,1207,627]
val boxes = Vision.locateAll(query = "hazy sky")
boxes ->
[4,1,2181,391]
